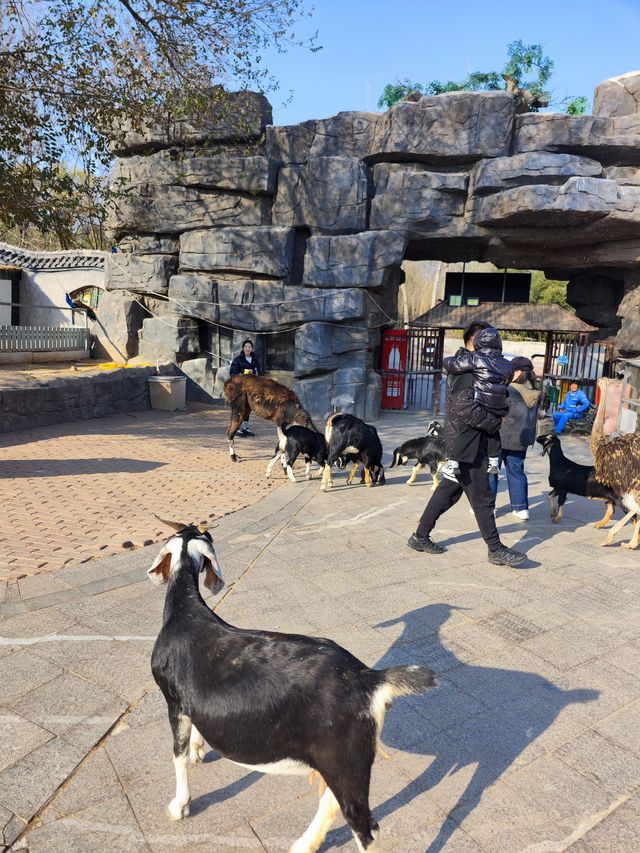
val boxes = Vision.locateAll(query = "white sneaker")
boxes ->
[512,510,529,521]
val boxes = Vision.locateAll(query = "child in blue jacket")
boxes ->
[553,381,590,433]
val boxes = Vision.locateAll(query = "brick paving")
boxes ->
[0,404,285,580]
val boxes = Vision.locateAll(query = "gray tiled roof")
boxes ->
[412,301,596,333]
[0,241,106,271]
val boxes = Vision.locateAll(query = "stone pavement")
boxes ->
[0,404,284,579]
[2,414,640,852]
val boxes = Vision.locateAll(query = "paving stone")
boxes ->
[569,800,640,853]
[126,688,166,729]
[520,620,626,670]
[25,793,148,852]
[505,755,617,836]
[0,710,54,774]
[65,641,156,703]
[0,647,63,704]
[0,736,82,821]
[555,729,640,796]
[2,808,26,848]
[45,748,124,820]
[10,672,127,750]
[594,706,640,756]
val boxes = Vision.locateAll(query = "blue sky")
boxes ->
[260,0,640,125]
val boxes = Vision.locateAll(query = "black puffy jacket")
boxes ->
[229,352,262,377]
[443,326,513,416]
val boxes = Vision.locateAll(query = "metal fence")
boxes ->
[380,327,446,413]
[0,325,89,352]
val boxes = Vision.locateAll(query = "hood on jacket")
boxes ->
[509,383,540,408]
[473,326,502,353]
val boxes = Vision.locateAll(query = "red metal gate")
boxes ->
[380,327,445,412]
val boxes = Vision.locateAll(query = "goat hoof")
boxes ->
[551,517,560,524]
[167,798,191,820]
[621,542,637,550]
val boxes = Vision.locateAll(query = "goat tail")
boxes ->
[380,665,436,698]
[390,448,401,468]
[369,665,436,731]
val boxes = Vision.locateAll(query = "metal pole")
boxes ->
[501,268,508,302]
[460,262,466,301]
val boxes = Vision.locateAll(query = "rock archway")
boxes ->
[103,74,640,419]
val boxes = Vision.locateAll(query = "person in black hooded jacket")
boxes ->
[440,325,514,478]
[407,321,526,568]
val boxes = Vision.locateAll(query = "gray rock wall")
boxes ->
[105,78,640,418]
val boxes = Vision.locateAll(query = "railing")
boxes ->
[0,325,89,352]
[0,299,90,353]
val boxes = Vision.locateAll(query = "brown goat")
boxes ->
[224,374,315,462]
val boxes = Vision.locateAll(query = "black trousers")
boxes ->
[417,456,501,552]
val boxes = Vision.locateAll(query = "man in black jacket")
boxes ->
[407,321,526,567]
[229,339,263,437]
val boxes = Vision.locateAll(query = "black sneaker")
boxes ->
[242,428,255,437]
[488,545,526,566]
[407,533,446,554]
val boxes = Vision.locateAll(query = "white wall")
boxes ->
[0,279,11,325]
[443,336,546,374]
[20,268,104,326]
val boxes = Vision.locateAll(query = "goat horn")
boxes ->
[153,514,187,532]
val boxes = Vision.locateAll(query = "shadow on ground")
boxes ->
[324,603,598,852]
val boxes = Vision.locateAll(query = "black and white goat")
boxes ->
[536,433,619,526]
[266,424,328,483]
[390,420,446,488]
[321,413,385,492]
[148,523,435,853]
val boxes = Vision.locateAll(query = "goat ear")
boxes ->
[199,541,224,594]
[147,549,172,585]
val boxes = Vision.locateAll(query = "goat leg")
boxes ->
[346,462,360,485]
[289,787,341,853]
[320,464,333,492]
[621,516,640,550]
[284,453,297,483]
[189,725,206,764]
[167,710,192,820]
[548,493,559,523]
[601,509,636,546]
[431,462,443,492]
[407,463,422,485]
[266,451,281,478]
[594,500,614,529]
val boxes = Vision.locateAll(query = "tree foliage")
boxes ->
[530,271,574,313]
[378,40,588,116]
[0,0,315,247]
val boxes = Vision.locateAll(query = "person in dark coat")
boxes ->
[489,357,543,521]
[229,339,263,437]
[440,326,514,479]
[407,321,526,567]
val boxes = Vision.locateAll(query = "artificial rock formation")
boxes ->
[105,78,640,419]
